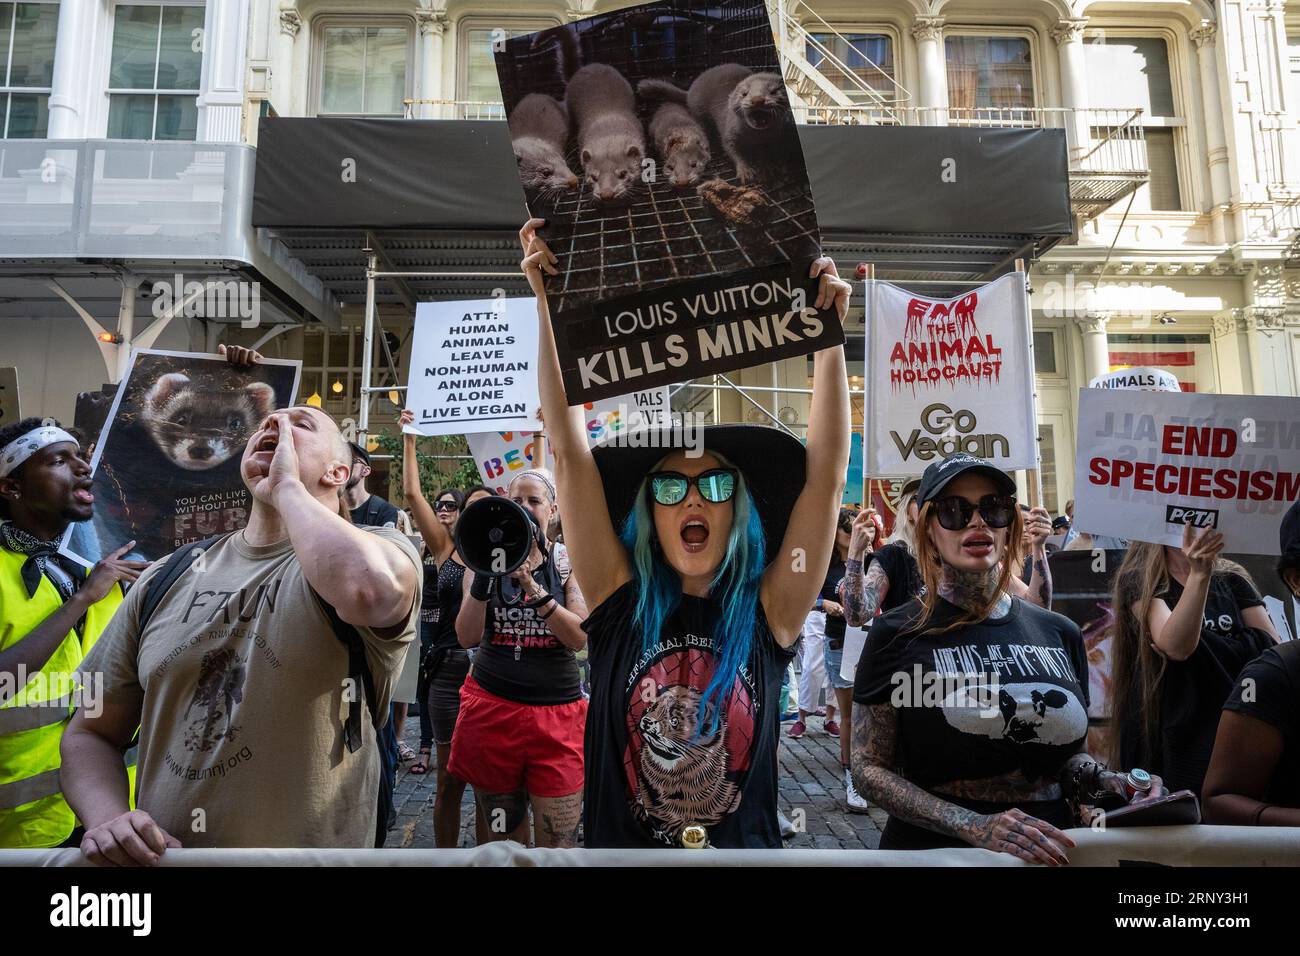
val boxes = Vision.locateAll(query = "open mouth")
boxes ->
[680,516,710,554]
[962,533,995,557]
[72,482,94,506]
[745,106,775,129]
[249,433,277,464]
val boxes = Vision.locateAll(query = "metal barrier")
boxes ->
[3,826,1298,866]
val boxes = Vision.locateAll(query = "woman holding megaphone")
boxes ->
[449,463,590,848]
[519,218,852,849]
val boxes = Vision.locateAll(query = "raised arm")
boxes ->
[521,218,630,608]
[760,258,851,647]
[399,408,452,560]
[840,560,890,627]
[258,414,417,632]
[1020,507,1053,609]
[1147,523,1224,662]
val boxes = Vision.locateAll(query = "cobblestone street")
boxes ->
[383,707,886,850]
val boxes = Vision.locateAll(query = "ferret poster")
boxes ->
[59,350,301,569]
[495,0,843,403]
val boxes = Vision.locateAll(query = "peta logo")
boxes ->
[1165,505,1218,529]
[49,886,151,936]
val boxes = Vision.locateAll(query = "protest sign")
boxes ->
[466,430,542,496]
[583,387,671,444]
[494,0,842,403]
[59,349,300,568]
[1088,366,1181,392]
[466,387,671,493]
[404,298,540,437]
[0,367,19,427]
[1073,388,1300,555]
[864,273,1037,475]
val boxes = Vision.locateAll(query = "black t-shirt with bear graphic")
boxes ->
[854,597,1089,848]
[582,581,795,849]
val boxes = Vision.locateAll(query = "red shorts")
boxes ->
[447,675,586,797]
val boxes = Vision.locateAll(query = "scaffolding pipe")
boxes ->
[359,249,379,448]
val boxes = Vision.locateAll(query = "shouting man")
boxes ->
[62,404,421,863]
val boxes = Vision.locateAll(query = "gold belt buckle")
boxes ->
[678,823,709,849]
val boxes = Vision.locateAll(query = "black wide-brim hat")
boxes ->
[590,424,807,561]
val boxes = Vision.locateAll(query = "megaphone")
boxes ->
[454,495,545,577]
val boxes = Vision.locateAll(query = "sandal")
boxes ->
[409,748,431,775]
[398,741,417,762]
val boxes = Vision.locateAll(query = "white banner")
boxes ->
[404,298,540,437]
[1088,366,1181,392]
[864,273,1037,475]
[466,430,541,496]
[1073,388,1300,555]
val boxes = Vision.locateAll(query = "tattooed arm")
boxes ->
[840,560,890,627]
[851,703,1074,864]
[1008,552,1052,609]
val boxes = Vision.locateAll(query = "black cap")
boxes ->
[1052,516,1070,532]
[915,454,1016,506]
[1281,499,1300,556]
[348,441,370,466]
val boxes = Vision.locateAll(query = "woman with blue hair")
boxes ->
[520,218,851,848]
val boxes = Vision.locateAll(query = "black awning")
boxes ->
[252,118,1071,239]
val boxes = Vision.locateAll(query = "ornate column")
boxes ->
[46,0,90,137]
[1050,18,1089,164]
[1074,312,1111,383]
[910,17,947,126]
[275,4,301,116]
[1235,306,1293,395]
[417,9,450,118]
[1191,22,1232,228]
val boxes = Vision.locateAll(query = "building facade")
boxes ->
[2,0,1299,512]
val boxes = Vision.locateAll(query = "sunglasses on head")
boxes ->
[931,493,1017,531]
[434,500,460,512]
[648,468,738,506]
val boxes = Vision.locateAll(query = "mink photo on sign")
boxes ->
[494,0,841,402]
[59,350,301,568]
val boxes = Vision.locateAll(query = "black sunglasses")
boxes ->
[434,500,460,512]
[648,469,738,506]
[931,493,1017,531]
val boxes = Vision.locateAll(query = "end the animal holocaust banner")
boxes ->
[865,273,1038,475]
[59,350,301,568]
[494,0,843,403]
[1074,388,1300,555]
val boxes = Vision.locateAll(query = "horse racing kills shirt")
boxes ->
[83,528,420,848]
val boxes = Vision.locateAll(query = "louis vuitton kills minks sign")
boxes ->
[494,1,843,404]
[864,273,1037,475]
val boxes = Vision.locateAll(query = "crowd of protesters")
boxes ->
[1,226,1297,863]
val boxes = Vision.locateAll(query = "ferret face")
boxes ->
[664,133,710,188]
[142,373,277,471]
[514,137,579,193]
[729,74,788,132]
[581,138,642,205]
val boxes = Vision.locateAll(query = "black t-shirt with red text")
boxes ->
[582,581,795,848]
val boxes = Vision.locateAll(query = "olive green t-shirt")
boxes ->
[82,527,420,848]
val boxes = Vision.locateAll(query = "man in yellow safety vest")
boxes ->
[0,418,146,848]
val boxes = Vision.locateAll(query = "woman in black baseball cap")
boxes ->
[519,218,851,849]
[851,454,1165,862]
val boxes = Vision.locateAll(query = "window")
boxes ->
[1085,35,1184,211]
[457,19,558,118]
[318,20,411,116]
[1289,36,1300,113]
[1032,330,1058,375]
[0,1,58,138]
[945,35,1034,111]
[107,2,204,140]
[805,32,894,98]
[1107,333,1214,392]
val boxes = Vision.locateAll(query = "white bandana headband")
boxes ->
[0,426,80,479]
